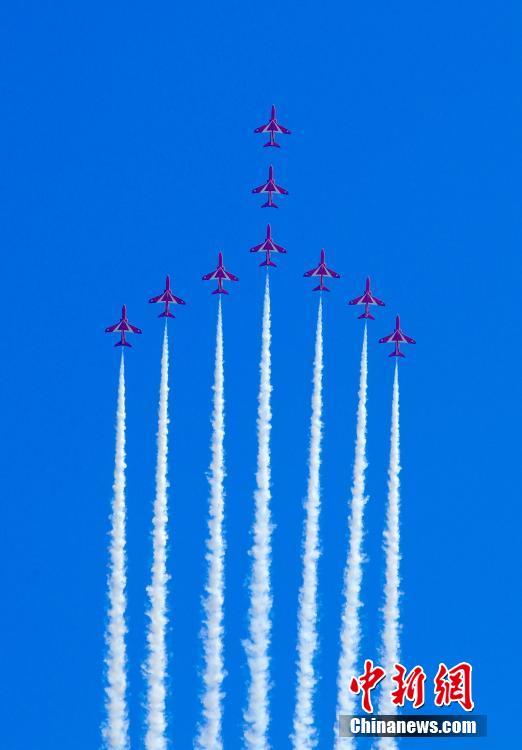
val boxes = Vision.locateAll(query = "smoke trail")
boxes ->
[244,274,273,750]
[144,326,170,750]
[292,299,324,750]
[196,300,226,750]
[103,355,130,750]
[376,364,401,750]
[334,325,368,750]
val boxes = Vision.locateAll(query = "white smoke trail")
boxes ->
[334,325,368,750]
[144,326,171,750]
[376,364,401,750]
[196,300,226,750]
[103,354,130,750]
[244,274,273,750]
[292,299,324,750]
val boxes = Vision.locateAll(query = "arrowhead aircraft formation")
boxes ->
[105,105,416,358]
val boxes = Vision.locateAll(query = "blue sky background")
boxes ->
[0,1,520,747]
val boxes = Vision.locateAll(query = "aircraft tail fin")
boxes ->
[260,259,277,267]
[264,140,280,148]
[115,340,131,348]
[262,199,278,209]
[358,312,375,320]
[212,288,228,295]
[390,350,405,358]
[159,310,175,318]
[313,284,329,292]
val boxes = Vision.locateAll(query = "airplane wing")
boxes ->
[304,267,319,277]
[148,293,164,304]
[272,242,287,254]
[255,121,291,134]
[372,295,386,307]
[348,294,365,306]
[171,294,186,305]
[325,267,340,278]
[105,323,120,333]
[128,324,142,334]
[273,183,289,195]
[250,241,265,253]
[223,270,239,281]
[379,332,395,344]
[202,270,218,280]
[402,333,416,344]
[252,182,268,194]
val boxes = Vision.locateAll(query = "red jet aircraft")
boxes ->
[348,277,385,319]
[254,105,291,148]
[250,224,287,267]
[379,316,416,357]
[148,275,186,318]
[202,252,239,294]
[252,165,288,208]
[105,305,142,347]
[304,249,340,291]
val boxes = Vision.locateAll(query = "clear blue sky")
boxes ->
[1,1,519,747]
